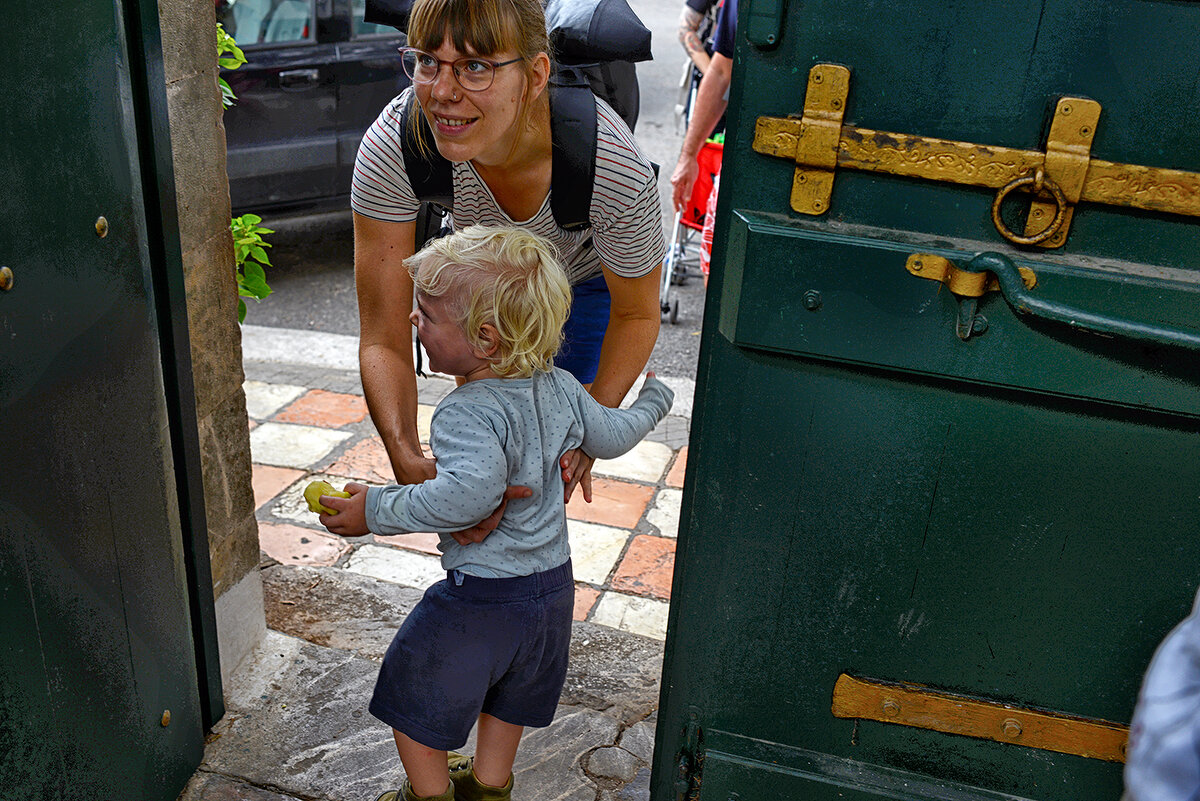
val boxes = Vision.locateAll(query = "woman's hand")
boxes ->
[449,485,533,545]
[561,450,595,504]
[395,451,437,484]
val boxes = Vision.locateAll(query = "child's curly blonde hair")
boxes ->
[405,225,572,378]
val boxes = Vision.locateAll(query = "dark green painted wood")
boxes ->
[0,0,209,797]
[654,1,1200,799]
[123,0,226,731]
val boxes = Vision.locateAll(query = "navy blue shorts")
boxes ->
[556,274,611,384]
[368,561,575,751]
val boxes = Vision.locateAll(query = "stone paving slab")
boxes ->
[260,565,664,728]
[195,628,653,801]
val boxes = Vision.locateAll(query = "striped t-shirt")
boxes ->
[351,88,666,284]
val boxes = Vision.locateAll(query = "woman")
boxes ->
[352,0,665,503]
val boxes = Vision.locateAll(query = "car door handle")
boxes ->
[279,69,319,91]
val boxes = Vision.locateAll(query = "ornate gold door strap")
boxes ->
[832,674,1129,763]
[753,64,1200,248]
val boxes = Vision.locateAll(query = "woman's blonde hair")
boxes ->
[406,0,551,157]
[406,225,572,378]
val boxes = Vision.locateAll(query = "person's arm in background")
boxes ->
[670,51,731,211]
[677,0,712,75]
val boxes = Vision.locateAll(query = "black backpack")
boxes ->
[364,0,652,231]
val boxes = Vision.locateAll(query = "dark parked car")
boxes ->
[218,0,409,214]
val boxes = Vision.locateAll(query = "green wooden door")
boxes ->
[653,2,1200,800]
[0,1,209,797]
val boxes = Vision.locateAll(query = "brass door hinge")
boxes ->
[754,64,1200,248]
[832,673,1128,762]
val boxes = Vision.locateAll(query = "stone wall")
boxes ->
[157,0,266,686]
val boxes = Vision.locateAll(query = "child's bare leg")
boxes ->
[472,713,523,787]
[393,729,451,797]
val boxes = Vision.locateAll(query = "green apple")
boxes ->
[304,480,351,515]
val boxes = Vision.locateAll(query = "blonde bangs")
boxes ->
[408,0,522,57]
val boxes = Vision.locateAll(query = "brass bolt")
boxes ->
[813,72,823,84]
[881,699,900,717]
[161,709,172,727]
[911,259,923,272]
[797,174,807,183]
[1032,207,1044,219]
[812,200,824,211]
[1081,126,1091,136]
[1002,718,1022,738]
[96,217,109,238]
[831,99,842,110]
[0,266,12,292]
[1061,104,1072,115]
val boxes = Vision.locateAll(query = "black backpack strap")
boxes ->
[398,93,454,212]
[399,78,597,232]
[548,68,598,232]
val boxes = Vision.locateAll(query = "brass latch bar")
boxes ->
[832,674,1129,763]
[754,64,1200,247]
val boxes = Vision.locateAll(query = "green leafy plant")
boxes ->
[231,214,274,323]
[216,23,246,109]
[218,25,273,323]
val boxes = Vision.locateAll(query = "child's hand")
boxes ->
[319,482,370,537]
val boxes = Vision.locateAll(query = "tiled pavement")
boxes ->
[244,325,693,641]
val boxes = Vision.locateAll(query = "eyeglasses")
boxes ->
[399,47,523,92]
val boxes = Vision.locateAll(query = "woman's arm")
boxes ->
[592,264,663,408]
[561,264,663,502]
[354,211,435,484]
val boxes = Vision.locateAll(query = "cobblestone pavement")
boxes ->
[242,324,694,642]
[177,325,695,801]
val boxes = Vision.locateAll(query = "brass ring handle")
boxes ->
[991,168,1068,246]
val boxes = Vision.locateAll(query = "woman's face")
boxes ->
[415,35,532,166]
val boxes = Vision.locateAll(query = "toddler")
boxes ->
[317,225,673,801]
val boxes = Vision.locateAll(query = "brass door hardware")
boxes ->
[832,674,1128,763]
[753,64,1200,248]
[907,253,1037,340]
[0,266,12,291]
[906,251,1200,349]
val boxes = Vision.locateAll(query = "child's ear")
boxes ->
[474,324,501,358]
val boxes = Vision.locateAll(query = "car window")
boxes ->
[351,0,396,37]
[219,0,313,45]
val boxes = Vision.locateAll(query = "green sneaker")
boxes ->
[445,753,512,801]
[374,778,455,801]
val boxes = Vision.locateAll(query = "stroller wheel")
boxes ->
[669,297,680,325]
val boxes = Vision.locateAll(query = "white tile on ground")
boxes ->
[646,488,682,539]
[249,422,352,469]
[417,404,435,444]
[244,380,306,419]
[590,592,670,640]
[241,325,359,368]
[618,374,695,419]
[593,440,673,484]
[567,521,632,585]
[345,544,445,589]
[269,473,359,524]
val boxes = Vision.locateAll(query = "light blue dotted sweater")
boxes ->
[364,368,674,578]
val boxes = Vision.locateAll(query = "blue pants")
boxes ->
[556,274,610,384]
[368,561,575,750]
